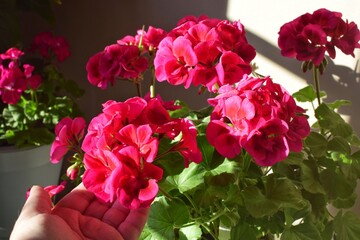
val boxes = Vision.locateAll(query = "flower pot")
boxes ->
[0,145,62,239]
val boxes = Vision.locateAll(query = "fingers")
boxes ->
[19,185,53,219]
[101,201,130,228]
[54,183,97,213]
[79,216,124,240]
[118,207,150,240]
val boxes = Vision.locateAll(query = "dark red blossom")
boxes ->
[278,8,360,66]
[86,44,148,89]
[31,31,71,62]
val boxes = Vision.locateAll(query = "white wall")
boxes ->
[227,0,360,132]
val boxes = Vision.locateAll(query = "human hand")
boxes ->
[10,184,149,240]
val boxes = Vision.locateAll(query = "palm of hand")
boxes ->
[10,185,148,240]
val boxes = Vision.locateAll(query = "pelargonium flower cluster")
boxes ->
[154,15,256,92]
[0,48,42,104]
[206,75,311,166]
[80,96,202,209]
[86,26,167,89]
[0,31,72,105]
[30,31,71,62]
[278,8,360,66]
[62,15,313,210]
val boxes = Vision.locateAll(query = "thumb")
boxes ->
[19,185,53,219]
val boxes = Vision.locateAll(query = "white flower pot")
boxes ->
[0,145,62,239]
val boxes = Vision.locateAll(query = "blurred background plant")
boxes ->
[0,0,84,147]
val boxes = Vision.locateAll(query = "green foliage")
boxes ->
[0,63,83,147]
[144,84,360,239]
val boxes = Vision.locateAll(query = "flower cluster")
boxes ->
[207,75,310,166]
[53,96,202,209]
[50,9,360,240]
[278,8,360,67]
[0,31,83,147]
[30,31,71,62]
[154,16,256,92]
[86,26,167,89]
[0,31,71,105]
[56,15,311,209]
[0,48,42,104]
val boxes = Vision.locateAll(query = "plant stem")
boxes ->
[159,187,174,200]
[136,81,142,97]
[313,66,321,106]
[207,209,227,223]
[201,223,219,240]
[150,67,156,98]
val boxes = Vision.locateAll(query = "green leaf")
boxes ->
[300,162,326,194]
[332,192,357,209]
[321,221,334,240]
[179,225,202,240]
[331,122,353,139]
[196,134,215,170]
[147,196,190,240]
[314,103,353,139]
[281,221,322,240]
[292,85,325,103]
[265,174,307,210]
[305,132,328,157]
[327,99,351,110]
[139,225,157,240]
[242,175,306,218]
[154,138,185,177]
[230,222,257,240]
[242,186,279,218]
[327,136,351,155]
[168,100,191,118]
[24,100,38,120]
[301,191,327,218]
[166,162,205,193]
[334,211,360,240]
[319,169,356,200]
[209,158,240,176]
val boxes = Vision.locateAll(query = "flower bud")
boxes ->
[66,164,79,181]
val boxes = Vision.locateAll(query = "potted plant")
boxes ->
[51,8,360,239]
[0,1,85,237]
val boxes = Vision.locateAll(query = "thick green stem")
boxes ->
[313,67,321,106]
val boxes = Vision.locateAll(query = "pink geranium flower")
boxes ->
[207,75,310,165]
[26,181,67,199]
[117,124,159,163]
[0,62,27,104]
[154,16,255,92]
[83,146,163,209]
[155,36,198,87]
[50,117,86,163]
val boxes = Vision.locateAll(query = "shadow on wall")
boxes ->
[246,29,360,135]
